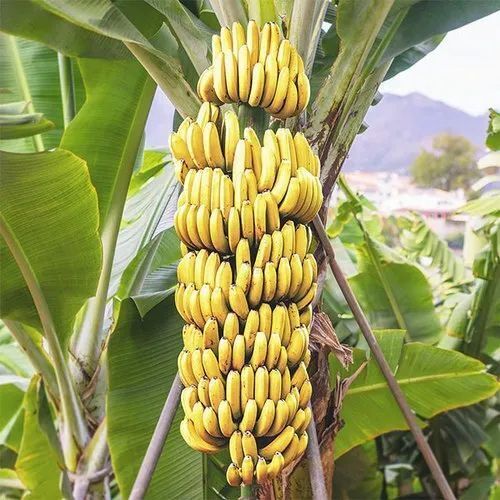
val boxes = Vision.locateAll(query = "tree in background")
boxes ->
[410,133,479,192]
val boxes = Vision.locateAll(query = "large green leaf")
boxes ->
[34,0,200,117]
[110,150,178,298]
[0,149,101,341]
[61,58,155,225]
[381,0,500,64]
[0,0,129,58]
[0,377,26,452]
[331,330,499,457]
[0,36,83,152]
[107,296,204,499]
[350,240,442,343]
[15,377,64,499]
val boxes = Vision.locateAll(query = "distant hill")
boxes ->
[344,93,488,172]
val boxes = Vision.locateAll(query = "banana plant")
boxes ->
[1,1,499,498]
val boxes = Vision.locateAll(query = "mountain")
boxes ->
[344,93,488,172]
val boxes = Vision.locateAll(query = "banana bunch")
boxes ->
[197,21,310,118]
[171,19,320,486]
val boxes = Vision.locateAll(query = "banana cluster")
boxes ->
[197,21,310,118]
[172,22,319,485]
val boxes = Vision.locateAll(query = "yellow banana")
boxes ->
[285,393,298,424]
[274,79,298,120]
[290,408,305,432]
[266,451,285,479]
[250,331,267,371]
[258,22,271,64]
[194,249,208,288]
[253,193,267,241]
[288,46,299,82]
[239,398,258,432]
[295,72,310,115]
[270,230,284,266]
[218,337,232,375]
[287,327,306,367]
[294,223,309,261]
[220,26,232,52]
[169,132,195,168]
[270,159,292,204]
[229,430,244,467]
[256,456,268,483]
[226,463,241,487]
[231,21,245,56]
[202,348,222,379]
[211,286,229,326]
[218,400,237,438]
[236,238,251,272]
[298,379,312,409]
[248,62,265,107]
[260,56,278,108]
[264,190,280,233]
[275,257,291,301]
[288,302,301,330]
[180,418,222,454]
[277,39,291,70]
[255,398,275,436]
[282,433,299,466]
[291,361,308,389]
[209,208,230,254]
[263,129,281,165]
[240,200,254,245]
[288,253,304,298]
[296,282,317,310]
[271,303,287,338]
[208,376,225,411]
[266,333,282,370]
[240,365,255,409]
[212,34,222,58]
[231,334,246,372]
[268,368,282,403]
[262,262,277,303]
[223,312,240,343]
[226,370,242,419]
[268,399,289,436]
[257,146,277,191]
[244,127,262,181]
[254,233,272,268]
[266,67,290,114]
[224,50,239,102]
[192,402,225,446]
[254,365,269,411]
[178,350,197,386]
[259,425,295,459]
[244,169,258,203]
[241,455,254,485]
[268,22,280,57]
[238,45,251,102]
[190,348,206,382]
[281,220,295,259]
[197,67,222,105]
[203,406,223,438]
[247,19,260,66]
[229,284,250,320]
[220,174,234,219]
[181,385,198,418]
[299,304,313,328]
[202,316,219,351]
[203,251,220,288]
[227,207,241,254]
[203,123,225,169]
[296,431,309,456]
[242,431,258,461]
[215,261,233,302]
[243,310,259,355]
[213,52,230,103]
[277,346,288,374]
[258,303,272,338]
[247,266,264,309]
[278,177,301,217]
[281,366,291,399]
[175,284,189,323]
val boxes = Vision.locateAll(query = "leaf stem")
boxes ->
[7,35,44,152]
[0,215,88,465]
[57,53,76,128]
[3,319,60,401]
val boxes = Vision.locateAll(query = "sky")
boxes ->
[381,11,500,116]
[145,10,500,146]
